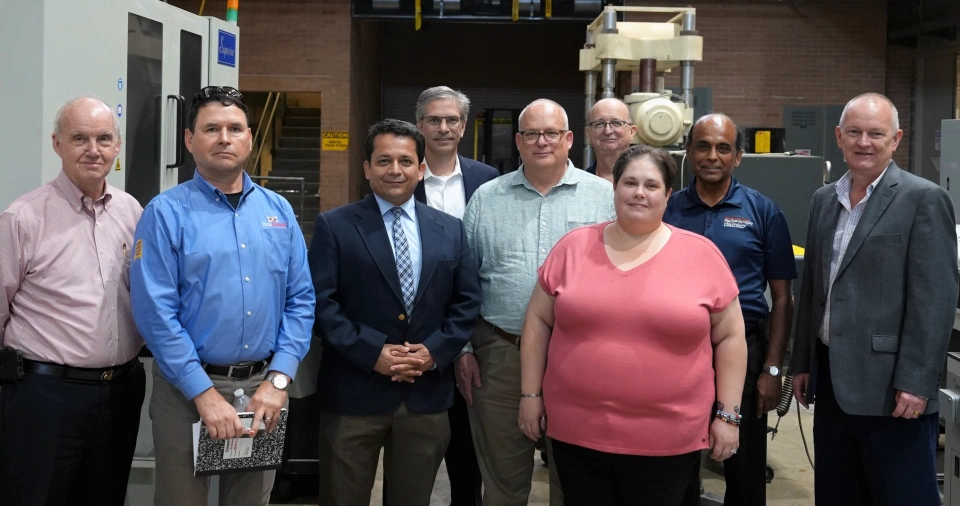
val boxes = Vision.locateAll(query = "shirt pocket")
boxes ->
[566,221,593,233]
[260,228,292,274]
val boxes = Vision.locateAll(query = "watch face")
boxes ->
[768,366,780,377]
[272,375,289,389]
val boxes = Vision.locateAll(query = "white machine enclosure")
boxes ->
[0,0,239,210]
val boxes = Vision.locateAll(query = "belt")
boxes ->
[202,358,270,379]
[23,357,139,382]
[480,317,520,347]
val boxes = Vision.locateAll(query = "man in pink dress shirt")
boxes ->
[0,97,146,506]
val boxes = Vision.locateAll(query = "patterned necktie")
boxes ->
[391,207,415,315]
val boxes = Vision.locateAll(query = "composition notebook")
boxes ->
[192,408,288,476]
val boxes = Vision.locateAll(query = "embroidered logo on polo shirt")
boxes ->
[262,216,287,228]
[723,217,753,229]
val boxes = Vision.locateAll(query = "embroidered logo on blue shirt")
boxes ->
[262,216,288,228]
[723,217,753,229]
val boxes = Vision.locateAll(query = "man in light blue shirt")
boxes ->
[461,99,614,506]
[130,87,315,506]
[309,119,480,505]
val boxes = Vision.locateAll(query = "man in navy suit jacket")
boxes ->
[413,86,498,506]
[309,119,482,506]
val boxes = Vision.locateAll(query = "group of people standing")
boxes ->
[0,85,954,506]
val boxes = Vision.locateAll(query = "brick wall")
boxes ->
[636,1,890,128]
[170,0,358,210]
[172,0,912,203]
[885,45,914,169]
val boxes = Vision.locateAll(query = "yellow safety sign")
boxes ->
[546,0,552,17]
[115,159,121,171]
[322,131,349,151]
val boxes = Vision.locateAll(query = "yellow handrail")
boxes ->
[245,92,283,175]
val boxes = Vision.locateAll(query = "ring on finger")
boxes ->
[730,448,737,455]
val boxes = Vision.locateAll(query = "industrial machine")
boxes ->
[1,1,239,503]
[0,0,240,210]
[579,5,702,164]
[941,353,960,504]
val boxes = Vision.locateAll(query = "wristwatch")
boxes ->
[266,373,290,391]
[762,365,781,377]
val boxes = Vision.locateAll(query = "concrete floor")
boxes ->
[275,404,820,505]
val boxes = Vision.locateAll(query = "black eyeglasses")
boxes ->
[519,130,567,145]
[193,86,244,104]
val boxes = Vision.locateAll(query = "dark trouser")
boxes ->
[551,438,700,506]
[0,360,145,506]
[445,386,483,506]
[319,403,450,506]
[813,341,940,506]
[681,325,767,506]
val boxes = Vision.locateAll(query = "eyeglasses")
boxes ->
[587,120,631,132]
[423,116,461,128]
[519,130,567,144]
[193,86,244,104]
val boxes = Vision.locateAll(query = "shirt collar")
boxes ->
[374,193,417,219]
[191,168,256,204]
[681,176,743,210]
[423,156,462,181]
[55,170,113,213]
[835,162,890,202]
[509,159,580,191]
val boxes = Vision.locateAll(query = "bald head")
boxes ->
[519,99,569,130]
[688,113,742,152]
[839,93,899,132]
[53,97,120,141]
[588,98,630,122]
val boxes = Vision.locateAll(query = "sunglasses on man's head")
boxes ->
[193,86,244,104]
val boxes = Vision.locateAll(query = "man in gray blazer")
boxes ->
[792,92,957,505]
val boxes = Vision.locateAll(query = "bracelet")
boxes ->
[715,410,741,426]
[520,393,542,398]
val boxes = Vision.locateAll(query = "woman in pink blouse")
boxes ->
[518,145,747,505]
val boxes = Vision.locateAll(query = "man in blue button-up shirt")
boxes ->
[665,113,796,506]
[130,87,315,506]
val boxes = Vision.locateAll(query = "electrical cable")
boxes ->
[796,397,815,470]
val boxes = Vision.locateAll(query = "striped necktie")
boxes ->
[391,207,415,315]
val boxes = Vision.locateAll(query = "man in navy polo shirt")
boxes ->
[665,113,796,506]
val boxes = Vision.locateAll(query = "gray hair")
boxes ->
[53,96,121,140]
[838,93,900,132]
[416,86,471,122]
[519,99,570,130]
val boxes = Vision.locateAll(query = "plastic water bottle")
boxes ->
[232,388,251,412]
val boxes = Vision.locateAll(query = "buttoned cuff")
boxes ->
[268,351,301,382]
[177,365,216,401]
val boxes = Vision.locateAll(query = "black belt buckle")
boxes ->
[227,364,253,379]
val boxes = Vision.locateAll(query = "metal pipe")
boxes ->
[600,7,618,99]
[583,26,597,169]
[584,71,597,168]
[680,11,697,108]
[439,0,444,16]
[639,59,656,93]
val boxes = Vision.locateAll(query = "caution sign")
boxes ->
[322,131,349,151]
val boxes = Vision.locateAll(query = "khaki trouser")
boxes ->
[467,319,563,506]
[150,366,277,506]
[318,403,450,506]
